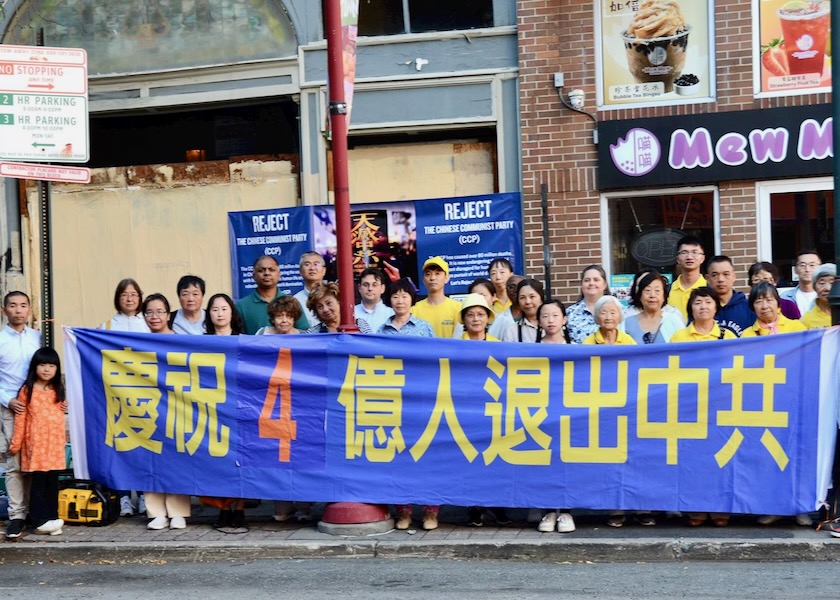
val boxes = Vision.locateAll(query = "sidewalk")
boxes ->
[4,504,840,564]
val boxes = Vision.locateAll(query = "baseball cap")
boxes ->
[422,256,449,275]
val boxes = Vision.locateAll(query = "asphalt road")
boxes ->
[0,558,836,599]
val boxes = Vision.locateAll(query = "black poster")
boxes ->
[597,104,833,190]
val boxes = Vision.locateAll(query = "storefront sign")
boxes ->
[596,0,714,108]
[598,104,832,189]
[228,193,524,299]
[756,0,831,96]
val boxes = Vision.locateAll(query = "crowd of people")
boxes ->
[1,237,839,539]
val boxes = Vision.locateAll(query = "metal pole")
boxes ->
[325,0,358,332]
[540,183,552,300]
[831,7,840,326]
[36,28,53,347]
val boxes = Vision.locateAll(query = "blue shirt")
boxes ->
[0,325,41,407]
[354,301,394,334]
[377,315,434,337]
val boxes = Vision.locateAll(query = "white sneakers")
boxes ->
[147,515,187,530]
[120,496,135,517]
[35,519,64,536]
[147,516,169,530]
[538,511,576,533]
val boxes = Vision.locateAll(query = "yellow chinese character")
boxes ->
[410,358,479,462]
[102,348,163,453]
[482,357,551,465]
[164,352,230,457]
[716,355,789,470]
[637,356,710,465]
[560,357,628,463]
[338,355,407,462]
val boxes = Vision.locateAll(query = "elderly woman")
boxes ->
[460,293,499,341]
[257,296,305,335]
[747,262,801,320]
[801,264,836,330]
[741,282,810,526]
[742,282,807,337]
[583,295,635,345]
[621,271,684,344]
[670,287,737,343]
[567,265,611,344]
[141,294,191,531]
[502,279,545,343]
[306,282,371,334]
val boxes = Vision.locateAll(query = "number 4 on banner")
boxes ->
[259,348,297,462]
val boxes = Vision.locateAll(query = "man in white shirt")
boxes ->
[354,267,394,333]
[780,249,821,315]
[293,251,327,326]
[0,292,42,539]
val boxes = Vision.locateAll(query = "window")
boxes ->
[757,179,834,287]
[603,189,718,292]
[355,0,494,36]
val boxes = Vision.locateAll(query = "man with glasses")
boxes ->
[667,236,707,322]
[780,249,822,316]
[353,267,393,332]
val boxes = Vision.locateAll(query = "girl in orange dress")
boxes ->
[9,347,67,536]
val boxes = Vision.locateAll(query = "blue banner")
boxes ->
[228,193,524,300]
[65,327,838,514]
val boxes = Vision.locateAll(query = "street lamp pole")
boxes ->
[831,6,840,325]
[324,0,358,332]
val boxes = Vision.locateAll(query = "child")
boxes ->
[8,347,68,536]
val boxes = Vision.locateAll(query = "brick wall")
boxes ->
[517,0,831,301]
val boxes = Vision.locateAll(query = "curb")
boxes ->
[3,538,840,564]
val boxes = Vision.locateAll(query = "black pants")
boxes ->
[29,470,60,527]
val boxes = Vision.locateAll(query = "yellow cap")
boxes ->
[422,256,449,275]
[460,293,494,324]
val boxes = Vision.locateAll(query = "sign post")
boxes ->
[0,44,89,163]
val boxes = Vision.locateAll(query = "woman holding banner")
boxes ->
[501,279,545,343]
[141,294,192,531]
[621,270,684,344]
[669,287,734,526]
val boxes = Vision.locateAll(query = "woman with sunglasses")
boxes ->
[621,271,684,344]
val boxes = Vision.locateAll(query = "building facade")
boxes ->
[517,0,833,301]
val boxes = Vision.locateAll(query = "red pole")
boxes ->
[325,0,358,333]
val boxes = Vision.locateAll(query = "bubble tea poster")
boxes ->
[756,0,831,95]
[597,0,713,108]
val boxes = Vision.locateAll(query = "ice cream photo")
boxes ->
[621,0,691,92]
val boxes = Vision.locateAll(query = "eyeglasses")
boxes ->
[120,293,139,299]
[677,250,704,257]
[144,310,168,317]
[796,262,819,269]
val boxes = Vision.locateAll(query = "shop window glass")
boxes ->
[3,0,298,76]
[769,189,834,287]
[607,192,716,294]
[355,0,493,36]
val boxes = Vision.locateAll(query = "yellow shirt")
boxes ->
[460,332,500,341]
[801,305,832,330]
[583,330,637,345]
[412,297,462,338]
[667,275,707,322]
[741,314,807,336]
[492,297,512,315]
[670,322,737,342]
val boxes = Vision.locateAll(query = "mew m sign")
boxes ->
[0,45,89,163]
